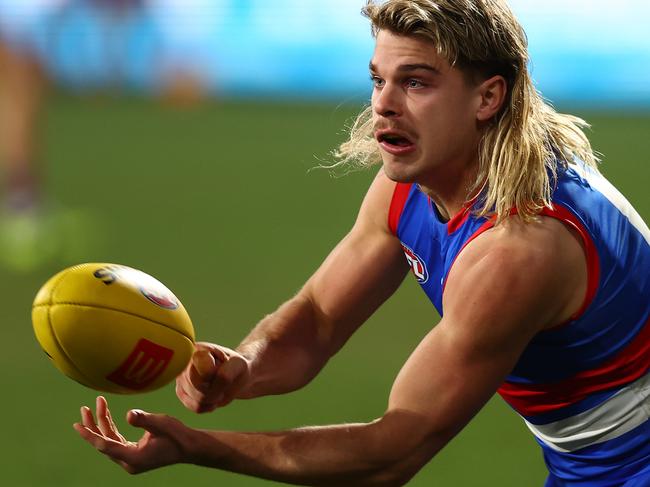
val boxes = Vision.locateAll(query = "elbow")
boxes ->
[335,461,422,487]
[348,442,437,486]
[329,464,419,487]
[354,413,446,487]
[365,468,419,487]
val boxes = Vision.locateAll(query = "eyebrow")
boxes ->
[369,62,441,75]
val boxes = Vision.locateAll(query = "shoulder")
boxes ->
[462,216,581,271]
[355,168,399,234]
[444,215,587,332]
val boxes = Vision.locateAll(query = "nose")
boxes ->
[372,83,403,119]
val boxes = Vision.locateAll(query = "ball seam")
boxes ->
[46,274,98,388]
[35,301,194,342]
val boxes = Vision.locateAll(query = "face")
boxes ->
[370,30,485,188]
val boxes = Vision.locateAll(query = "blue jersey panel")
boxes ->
[390,162,650,482]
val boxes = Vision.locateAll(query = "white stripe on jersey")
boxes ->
[524,371,650,453]
[572,163,650,245]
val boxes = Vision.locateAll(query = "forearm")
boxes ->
[185,414,431,486]
[231,200,408,401]
[235,294,336,399]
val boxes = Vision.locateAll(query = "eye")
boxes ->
[370,75,385,88]
[406,78,424,89]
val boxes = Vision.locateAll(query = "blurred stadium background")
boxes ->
[0,1,648,486]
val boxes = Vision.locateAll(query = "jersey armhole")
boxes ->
[539,203,600,322]
[441,204,600,323]
[442,217,496,294]
[388,183,413,236]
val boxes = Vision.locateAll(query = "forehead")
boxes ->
[370,30,450,72]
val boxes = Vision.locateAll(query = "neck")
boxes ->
[417,161,479,221]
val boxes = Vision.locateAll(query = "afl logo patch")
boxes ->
[402,245,429,284]
[140,287,179,310]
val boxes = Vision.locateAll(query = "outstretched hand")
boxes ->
[73,396,192,474]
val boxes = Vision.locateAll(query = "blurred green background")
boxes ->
[0,94,648,486]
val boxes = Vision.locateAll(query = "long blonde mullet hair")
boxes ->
[335,0,599,222]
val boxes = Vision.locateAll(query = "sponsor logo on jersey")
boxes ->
[140,287,179,310]
[402,244,429,284]
[106,339,174,390]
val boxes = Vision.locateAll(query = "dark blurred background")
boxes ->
[0,1,648,486]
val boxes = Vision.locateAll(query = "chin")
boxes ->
[382,160,418,184]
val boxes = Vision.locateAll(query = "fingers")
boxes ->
[208,354,249,407]
[96,396,127,443]
[176,342,228,413]
[74,420,116,454]
[177,343,242,413]
[176,372,221,413]
[75,412,129,462]
[175,379,204,413]
[74,398,143,473]
[192,343,229,385]
[74,421,139,472]
[80,405,102,436]
[74,398,188,474]
[76,397,125,446]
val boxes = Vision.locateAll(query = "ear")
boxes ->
[476,75,507,122]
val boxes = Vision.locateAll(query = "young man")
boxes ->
[75,1,650,485]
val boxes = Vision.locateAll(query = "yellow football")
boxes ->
[32,263,195,394]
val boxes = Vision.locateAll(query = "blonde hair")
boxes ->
[335,0,599,222]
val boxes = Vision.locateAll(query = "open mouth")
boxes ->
[379,133,413,147]
[376,131,416,154]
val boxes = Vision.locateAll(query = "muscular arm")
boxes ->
[184,217,584,484]
[234,170,409,397]
[79,213,587,485]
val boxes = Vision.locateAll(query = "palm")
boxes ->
[131,430,183,471]
[74,396,186,474]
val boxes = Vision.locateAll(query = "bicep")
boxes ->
[387,317,523,449]
[364,313,531,483]
[384,228,575,460]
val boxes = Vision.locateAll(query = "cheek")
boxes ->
[445,95,480,137]
[419,101,473,139]
[415,103,479,157]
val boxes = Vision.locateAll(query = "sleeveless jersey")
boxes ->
[388,163,650,485]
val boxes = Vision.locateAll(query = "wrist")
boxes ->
[178,424,203,465]
[234,354,256,400]
[183,428,226,468]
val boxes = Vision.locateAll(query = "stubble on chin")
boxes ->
[381,159,417,184]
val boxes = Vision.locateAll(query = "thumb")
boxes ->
[192,349,217,380]
[127,409,177,437]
